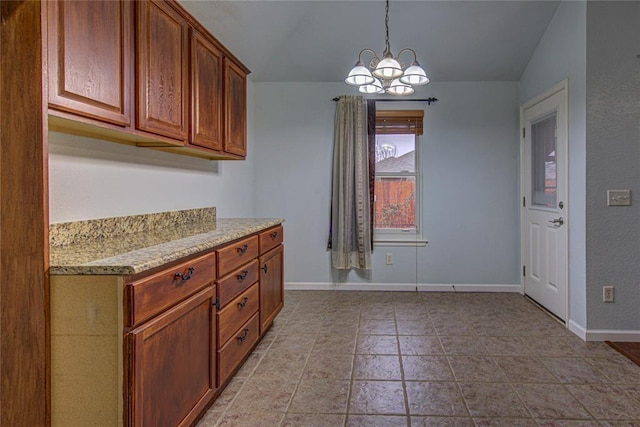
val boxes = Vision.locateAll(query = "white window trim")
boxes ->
[373,134,425,247]
[374,238,428,248]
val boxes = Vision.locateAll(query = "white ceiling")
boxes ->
[179,0,560,82]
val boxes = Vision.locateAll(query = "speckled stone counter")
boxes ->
[49,208,284,275]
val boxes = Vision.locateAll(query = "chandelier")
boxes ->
[345,0,429,96]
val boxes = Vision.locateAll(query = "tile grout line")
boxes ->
[343,298,363,427]
[394,304,413,427]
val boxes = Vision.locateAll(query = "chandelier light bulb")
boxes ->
[359,78,385,94]
[387,78,414,96]
[399,63,429,86]
[345,62,375,86]
[372,56,403,80]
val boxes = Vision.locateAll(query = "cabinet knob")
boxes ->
[237,296,249,309]
[270,231,278,240]
[236,244,249,254]
[237,270,249,281]
[261,264,268,274]
[174,267,194,281]
[237,328,249,342]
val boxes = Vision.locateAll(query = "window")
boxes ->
[374,110,425,246]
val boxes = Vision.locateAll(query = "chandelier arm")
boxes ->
[358,48,381,70]
[397,48,418,64]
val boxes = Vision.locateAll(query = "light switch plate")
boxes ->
[607,190,631,206]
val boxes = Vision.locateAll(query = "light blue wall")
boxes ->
[48,82,257,223]
[253,81,520,288]
[517,1,587,327]
[585,1,640,330]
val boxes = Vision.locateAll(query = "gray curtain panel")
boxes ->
[330,95,372,270]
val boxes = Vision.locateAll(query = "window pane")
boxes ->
[374,176,416,229]
[531,114,557,208]
[375,134,415,173]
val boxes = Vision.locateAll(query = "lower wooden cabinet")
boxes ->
[259,244,284,333]
[127,286,216,427]
[218,313,260,386]
[50,223,283,426]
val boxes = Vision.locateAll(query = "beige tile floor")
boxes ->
[197,291,640,426]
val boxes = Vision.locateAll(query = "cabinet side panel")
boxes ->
[50,275,123,427]
[1,2,49,425]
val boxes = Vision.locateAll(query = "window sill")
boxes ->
[374,239,428,247]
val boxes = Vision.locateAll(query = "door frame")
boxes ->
[519,79,569,322]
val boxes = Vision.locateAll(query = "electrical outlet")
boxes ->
[603,286,615,303]
[607,190,631,206]
[385,253,393,265]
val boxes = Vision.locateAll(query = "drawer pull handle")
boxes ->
[237,244,249,254]
[237,270,249,281]
[270,231,279,240]
[261,264,268,274]
[237,296,249,309]
[174,267,194,281]
[237,328,249,342]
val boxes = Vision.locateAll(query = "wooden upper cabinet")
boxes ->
[223,59,248,157]
[45,0,250,160]
[47,0,132,126]
[136,0,188,142]
[190,29,223,151]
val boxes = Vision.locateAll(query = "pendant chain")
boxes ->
[384,0,391,54]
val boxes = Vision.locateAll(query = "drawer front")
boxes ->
[218,313,259,386]
[258,225,283,255]
[127,252,216,327]
[217,259,258,307]
[217,283,259,345]
[217,235,258,276]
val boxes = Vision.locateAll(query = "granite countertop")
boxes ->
[50,209,283,275]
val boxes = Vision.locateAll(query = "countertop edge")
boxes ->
[50,218,284,276]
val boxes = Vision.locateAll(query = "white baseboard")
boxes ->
[419,284,521,293]
[285,282,417,291]
[568,319,640,342]
[416,284,455,292]
[285,282,521,293]
[568,320,587,340]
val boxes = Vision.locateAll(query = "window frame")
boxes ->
[373,132,426,247]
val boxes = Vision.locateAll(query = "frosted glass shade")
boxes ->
[345,65,375,86]
[359,78,384,94]
[372,57,402,79]
[399,64,429,86]
[387,78,414,96]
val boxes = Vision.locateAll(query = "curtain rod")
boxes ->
[332,97,438,105]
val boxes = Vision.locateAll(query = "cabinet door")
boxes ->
[259,245,284,333]
[128,286,216,427]
[223,59,247,157]
[47,0,132,126]
[136,0,188,141]
[190,29,223,151]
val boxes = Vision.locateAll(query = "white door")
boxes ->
[521,82,568,321]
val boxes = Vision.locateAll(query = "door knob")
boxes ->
[549,217,564,226]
